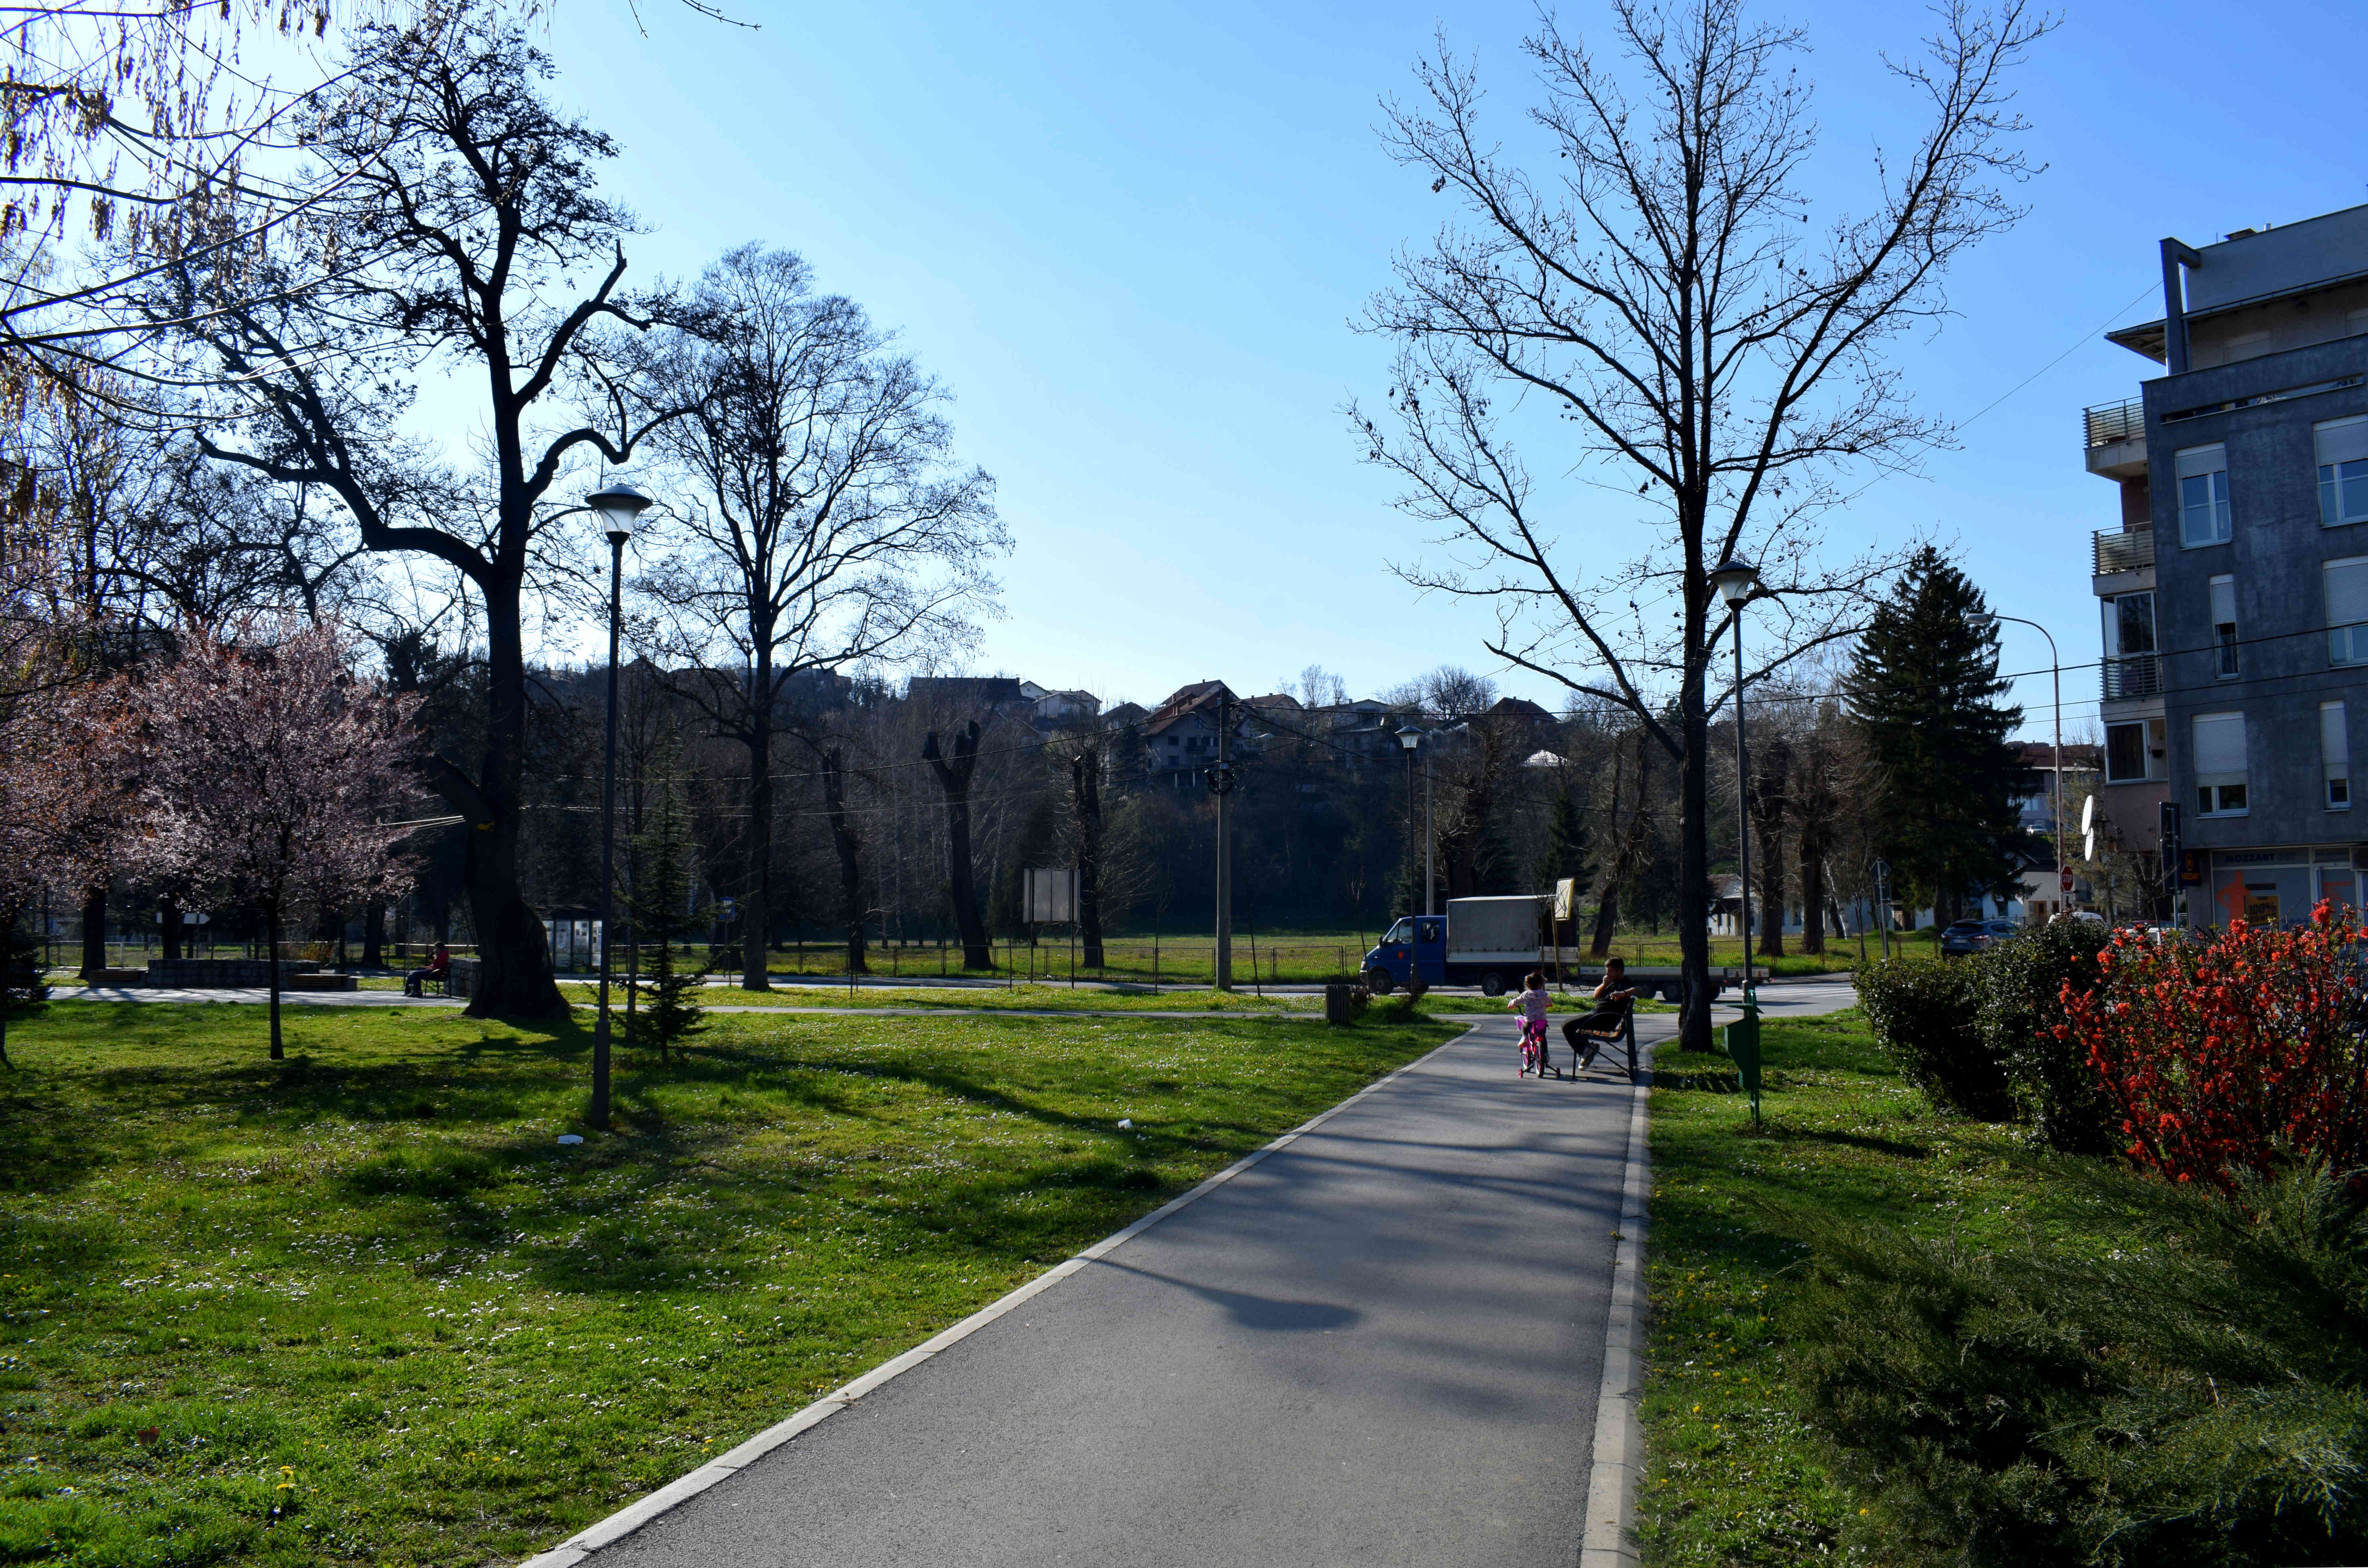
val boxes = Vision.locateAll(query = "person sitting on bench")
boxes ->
[1560,957,1638,1069]
[405,943,450,998]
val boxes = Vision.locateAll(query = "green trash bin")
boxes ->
[1723,993,1763,1126]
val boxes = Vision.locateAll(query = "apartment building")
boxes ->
[2084,203,2368,927]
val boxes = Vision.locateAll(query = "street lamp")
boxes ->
[585,480,652,1130]
[1970,611,2064,923]
[1710,557,1761,1000]
[1397,723,1434,917]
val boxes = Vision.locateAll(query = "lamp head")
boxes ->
[1708,557,1760,606]
[1967,610,2000,632]
[585,480,653,543]
[1396,724,1423,752]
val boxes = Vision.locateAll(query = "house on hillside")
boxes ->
[1144,680,1252,786]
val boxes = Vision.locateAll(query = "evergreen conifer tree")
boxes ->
[1535,790,1589,895]
[626,729,706,1062]
[1844,547,2028,920]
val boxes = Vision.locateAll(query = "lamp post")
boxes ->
[1970,611,2064,922]
[1710,558,1762,994]
[1710,556,1763,1125]
[1396,724,1424,917]
[585,480,652,1130]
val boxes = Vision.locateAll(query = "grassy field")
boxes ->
[0,999,1453,1566]
[1636,1010,2162,1565]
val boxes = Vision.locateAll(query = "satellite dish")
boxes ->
[2083,830,2096,862]
[2080,794,2096,834]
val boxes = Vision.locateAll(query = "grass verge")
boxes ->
[0,1000,1452,1566]
[1638,1009,2166,1564]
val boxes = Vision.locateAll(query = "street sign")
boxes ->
[2060,869,2075,892]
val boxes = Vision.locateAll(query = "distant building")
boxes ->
[1143,680,1250,786]
[906,676,1028,713]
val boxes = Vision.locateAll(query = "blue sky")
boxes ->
[512,0,2368,733]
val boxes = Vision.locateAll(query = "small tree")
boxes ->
[131,618,420,1060]
[626,731,706,1062]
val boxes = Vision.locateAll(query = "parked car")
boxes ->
[1939,918,2024,957]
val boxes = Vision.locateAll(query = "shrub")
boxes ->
[1978,920,2114,1152]
[1855,955,2009,1118]
[2062,906,2368,1192]
[1787,1162,2368,1568]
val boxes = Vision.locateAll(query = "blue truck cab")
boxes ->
[1364,916,1446,990]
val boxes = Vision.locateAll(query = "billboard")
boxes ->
[1024,867,1079,924]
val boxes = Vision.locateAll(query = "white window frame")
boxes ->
[2176,444,2232,547]
[2326,700,2353,811]
[2192,710,2249,818]
[2328,555,2368,667]
[2319,416,2368,527]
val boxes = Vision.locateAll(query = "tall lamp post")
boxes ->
[586,480,652,1130]
[1970,611,2064,921]
[1710,558,1762,999]
[1396,724,1426,917]
[1710,556,1763,1125]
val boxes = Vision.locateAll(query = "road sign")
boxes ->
[2060,869,2075,892]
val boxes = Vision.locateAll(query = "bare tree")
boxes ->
[1357,0,2046,1047]
[169,16,697,1017]
[923,720,992,969]
[640,244,1002,990]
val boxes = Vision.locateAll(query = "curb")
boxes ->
[514,1023,1482,1567]
[1579,1038,1656,1567]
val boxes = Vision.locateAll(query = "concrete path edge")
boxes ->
[513,1023,1482,1568]
[1578,1047,1655,1567]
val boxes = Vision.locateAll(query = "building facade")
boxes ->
[2086,203,2368,927]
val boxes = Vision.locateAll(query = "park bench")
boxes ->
[1565,1003,1639,1082]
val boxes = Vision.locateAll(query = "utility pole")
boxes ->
[1211,693,1234,990]
[1424,743,1436,916]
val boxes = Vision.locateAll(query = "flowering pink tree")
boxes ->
[131,616,422,1059]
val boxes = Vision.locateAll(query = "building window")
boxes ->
[2192,710,2248,816]
[2209,574,2238,676]
[2104,717,2166,783]
[2318,416,2368,526]
[2176,443,2232,546]
[2326,701,2353,810]
[2328,556,2368,666]
[2102,590,2158,698]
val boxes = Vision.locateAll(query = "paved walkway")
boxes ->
[550,980,1855,1568]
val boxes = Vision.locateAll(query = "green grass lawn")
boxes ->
[1636,1010,2172,1564]
[0,1000,1453,1566]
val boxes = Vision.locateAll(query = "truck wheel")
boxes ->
[1660,982,1683,1004]
[1480,971,1506,998]
[1366,968,1394,996]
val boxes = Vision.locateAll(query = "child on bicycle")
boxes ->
[1509,970,1553,1076]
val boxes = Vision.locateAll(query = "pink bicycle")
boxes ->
[1518,1015,1552,1076]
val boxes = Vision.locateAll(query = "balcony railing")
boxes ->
[2093,528,2155,575]
[2102,655,2161,701]
[2084,396,2146,448]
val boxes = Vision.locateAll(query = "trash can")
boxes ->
[1723,995,1763,1124]
[1324,982,1366,1026]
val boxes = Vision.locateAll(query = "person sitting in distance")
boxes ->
[1560,956,1638,1069]
[405,942,451,998]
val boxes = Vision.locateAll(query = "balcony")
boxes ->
[2084,398,2145,446]
[2082,396,2148,479]
[2093,528,2155,576]
[2102,655,2161,702]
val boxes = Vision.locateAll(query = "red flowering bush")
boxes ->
[2060,904,2368,1192]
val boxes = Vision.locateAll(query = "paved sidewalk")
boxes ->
[557,985,1852,1568]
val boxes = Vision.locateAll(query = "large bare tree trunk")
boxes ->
[459,585,563,1018]
[78,883,106,979]
[822,748,866,976]
[1751,737,1792,960]
[924,722,990,969]
[1071,747,1104,968]
[741,647,774,992]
